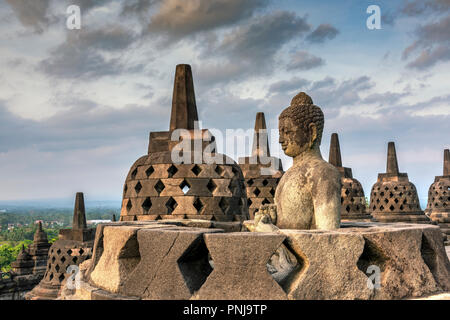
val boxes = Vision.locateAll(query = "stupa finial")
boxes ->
[169,64,199,131]
[386,142,399,175]
[329,133,342,168]
[33,221,48,243]
[73,192,87,230]
[444,149,449,176]
[252,112,271,157]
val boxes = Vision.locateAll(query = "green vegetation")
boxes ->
[0,240,32,274]
[0,225,60,243]
[0,205,120,275]
[0,225,61,274]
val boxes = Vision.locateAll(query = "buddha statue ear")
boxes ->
[308,123,317,148]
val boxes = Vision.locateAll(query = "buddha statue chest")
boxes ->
[275,164,314,229]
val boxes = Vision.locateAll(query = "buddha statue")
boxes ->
[253,92,341,231]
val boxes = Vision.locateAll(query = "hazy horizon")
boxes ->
[0,197,122,209]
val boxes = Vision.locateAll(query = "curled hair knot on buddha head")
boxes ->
[279,92,324,146]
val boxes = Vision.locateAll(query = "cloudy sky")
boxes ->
[0,0,449,208]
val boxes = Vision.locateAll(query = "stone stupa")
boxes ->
[28,222,51,276]
[120,64,248,222]
[238,112,283,219]
[26,193,95,300]
[328,133,372,221]
[10,245,34,277]
[0,223,51,299]
[425,149,450,244]
[369,142,430,223]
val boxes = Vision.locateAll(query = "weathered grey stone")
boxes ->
[282,223,450,300]
[328,133,372,221]
[89,226,142,293]
[358,225,449,299]
[238,113,283,219]
[193,232,288,300]
[425,149,450,244]
[172,219,242,232]
[121,65,249,223]
[26,239,93,300]
[281,229,371,300]
[86,222,183,280]
[11,245,34,276]
[169,64,198,131]
[73,192,87,230]
[91,288,140,300]
[59,192,96,242]
[257,92,341,230]
[120,227,222,299]
[55,220,450,300]
[418,227,450,291]
[26,193,95,300]
[369,142,429,224]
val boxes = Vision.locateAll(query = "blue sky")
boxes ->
[0,0,449,208]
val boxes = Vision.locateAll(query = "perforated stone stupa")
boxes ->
[120,64,248,222]
[28,221,51,276]
[369,142,430,224]
[238,112,283,218]
[328,133,371,221]
[0,222,50,300]
[426,149,450,244]
[26,193,95,300]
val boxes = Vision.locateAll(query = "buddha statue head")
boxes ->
[278,92,324,159]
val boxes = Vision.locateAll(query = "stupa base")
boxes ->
[428,211,450,245]
[58,219,450,300]
[371,211,431,224]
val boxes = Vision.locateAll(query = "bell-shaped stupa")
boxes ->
[10,245,34,276]
[328,133,372,221]
[369,142,430,223]
[120,64,248,222]
[238,112,283,218]
[26,193,95,300]
[425,149,450,244]
[27,221,51,275]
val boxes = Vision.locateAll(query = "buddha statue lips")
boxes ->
[255,92,341,230]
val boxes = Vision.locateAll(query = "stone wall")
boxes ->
[62,219,450,300]
[0,273,41,300]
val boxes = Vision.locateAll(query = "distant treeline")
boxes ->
[0,225,60,243]
[0,207,120,228]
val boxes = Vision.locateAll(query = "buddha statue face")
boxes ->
[278,92,324,159]
[279,117,310,158]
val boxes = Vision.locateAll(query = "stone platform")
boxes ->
[0,273,42,300]
[61,220,450,300]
